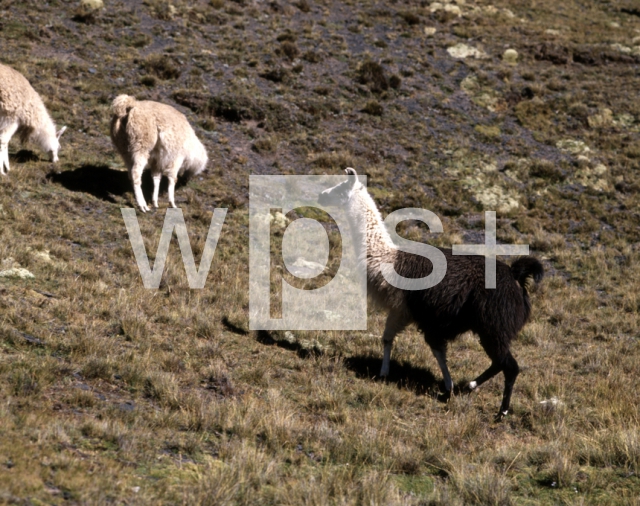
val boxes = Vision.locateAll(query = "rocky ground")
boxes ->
[0,0,639,504]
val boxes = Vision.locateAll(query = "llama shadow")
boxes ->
[47,164,189,203]
[255,330,325,359]
[11,149,41,163]
[343,355,450,399]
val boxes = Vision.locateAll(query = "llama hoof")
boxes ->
[437,390,452,403]
[494,410,509,422]
[465,381,478,393]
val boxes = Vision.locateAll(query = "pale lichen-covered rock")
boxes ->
[471,185,520,213]
[447,43,487,59]
[0,268,35,279]
[269,211,289,228]
[556,139,592,156]
[430,2,461,16]
[574,163,610,192]
[80,0,104,10]
[613,113,635,128]
[460,75,501,111]
[424,27,437,36]
[448,155,521,213]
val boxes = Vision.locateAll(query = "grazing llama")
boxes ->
[109,95,207,212]
[0,63,66,174]
[318,168,543,418]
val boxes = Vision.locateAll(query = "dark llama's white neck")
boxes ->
[346,187,396,267]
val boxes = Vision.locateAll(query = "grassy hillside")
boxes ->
[1,0,639,503]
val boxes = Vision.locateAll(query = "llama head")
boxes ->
[318,167,362,206]
[49,126,66,162]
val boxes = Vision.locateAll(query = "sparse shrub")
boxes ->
[259,67,290,83]
[276,31,297,42]
[140,75,157,87]
[311,151,355,169]
[10,368,41,396]
[295,0,310,12]
[82,357,115,380]
[362,100,383,116]
[529,160,565,182]
[474,124,501,140]
[399,11,420,25]
[141,54,181,80]
[199,117,216,131]
[124,32,151,48]
[357,60,389,94]
[252,135,278,153]
[389,74,402,89]
[302,50,322,63]
[625,142,640,159]
[281,41,299,61]
[145,0,178,20]
[144,371,181,409]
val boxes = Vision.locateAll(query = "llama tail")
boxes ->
[511,257,544,293]
[111,95,137,118]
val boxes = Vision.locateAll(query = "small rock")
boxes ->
[0,268,35,280]
[269,211,289,228]
[20,332,44,346]
[444,4,461,16]
[502,48,518,64]
[611,43,631,54]
[447,43,487,59]
[539,397,564,408]
[424,27,437,36]
[545,29,561,36]
[32,249,53,263]
[118,402,135,412]
[284,331,296,344]
[80,0,104,10]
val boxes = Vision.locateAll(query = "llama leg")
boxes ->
[130,154,150,213]
[151,173,161,209]
[467,362,502,391]
[498,351,519,417]
[432,348,453,394]
[0,122,19,174]
[167,176,177,209]
[380,311,409,377]
[166,157,184,209]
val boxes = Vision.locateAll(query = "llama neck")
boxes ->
[347,188,395,263]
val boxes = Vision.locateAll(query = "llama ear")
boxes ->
[56,126,67,139]
[344,167,357,176]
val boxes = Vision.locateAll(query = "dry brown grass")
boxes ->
[1,0,639,503]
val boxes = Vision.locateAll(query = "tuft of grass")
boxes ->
[141,54,181,80]
[357,60,389,94]
[362,100,383,116]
